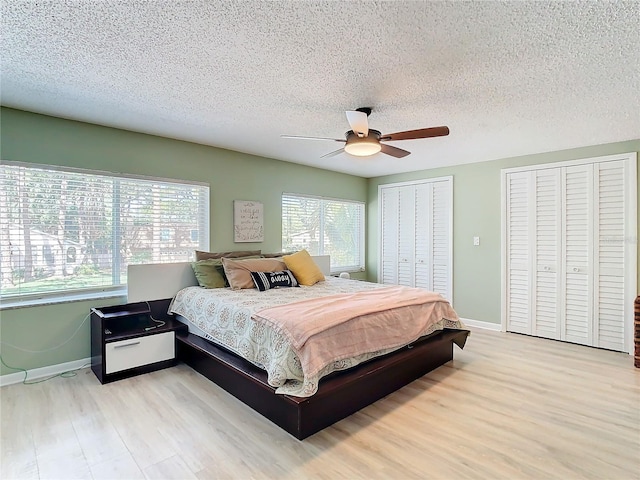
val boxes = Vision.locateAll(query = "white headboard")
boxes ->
[127,254,331,302]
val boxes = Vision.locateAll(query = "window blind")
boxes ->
[282,193,364,273]
[0,162,209,301]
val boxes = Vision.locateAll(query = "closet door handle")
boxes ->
[573,267,579,272]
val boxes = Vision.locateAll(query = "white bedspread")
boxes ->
[169,277,466,397]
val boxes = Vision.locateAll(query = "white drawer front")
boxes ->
[105,331,175,374]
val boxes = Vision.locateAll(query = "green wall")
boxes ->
[0,108,367,375]
[367,139,640,324]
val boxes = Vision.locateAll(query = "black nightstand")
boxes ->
[90,301,187,384]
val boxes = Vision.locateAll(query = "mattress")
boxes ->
[169,276,466,397]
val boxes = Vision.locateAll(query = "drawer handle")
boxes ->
[114,341,141,349]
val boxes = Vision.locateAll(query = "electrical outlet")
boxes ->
[473,236,480,246]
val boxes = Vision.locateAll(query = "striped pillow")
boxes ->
[250,270,299,291]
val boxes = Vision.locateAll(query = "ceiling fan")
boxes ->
[281,108,449,158]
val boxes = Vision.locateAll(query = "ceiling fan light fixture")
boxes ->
[344,141,381,156]
[344,130,382,157]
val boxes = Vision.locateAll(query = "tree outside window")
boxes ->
[0,162,209,300]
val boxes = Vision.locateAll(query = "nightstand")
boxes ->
[90,301,187,384]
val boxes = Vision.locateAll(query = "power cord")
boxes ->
[1,313,90,353]
[0,313,92,384]
[144,301,166,330]
[0,353,91,385]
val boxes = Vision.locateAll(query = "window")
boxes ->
[0,162,209,303]
[282,193,365,273]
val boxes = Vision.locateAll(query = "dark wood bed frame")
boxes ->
[175,325,469,440]
[130,261,468,438]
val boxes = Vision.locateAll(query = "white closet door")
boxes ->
[397,186,416,286]
[533,169,562,339]
[379,177,453,300]
[503,153,636,353]
[562,164,593,346]
[594,160,626,350]
[380,187,399,285]
[505,171,531,334]
[432,180,452,300]
[414,183,431,291]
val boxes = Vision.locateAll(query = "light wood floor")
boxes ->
[2,328,639,480]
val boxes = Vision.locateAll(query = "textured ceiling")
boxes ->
[2,1,639,178]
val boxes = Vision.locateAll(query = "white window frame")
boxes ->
[0,161,209,308]
[282,193,365,274]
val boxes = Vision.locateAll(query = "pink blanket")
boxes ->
[252,285,460,377]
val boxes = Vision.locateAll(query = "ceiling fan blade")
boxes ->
[345,111,369,137]
[281,135,345,142]
[321,148,345,158]
[380,143,411,158]
[380,126,449,141]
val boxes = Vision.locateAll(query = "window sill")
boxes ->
[330,269,365,276]
[0,288,127,310]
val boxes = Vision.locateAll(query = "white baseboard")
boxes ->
[0,357,91,387]
[459,317,503,331]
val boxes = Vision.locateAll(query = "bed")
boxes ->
[128,254,469,439]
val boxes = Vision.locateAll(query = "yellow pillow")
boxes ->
[283,250,325,286]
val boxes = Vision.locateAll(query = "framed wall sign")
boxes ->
[233,200,264,242]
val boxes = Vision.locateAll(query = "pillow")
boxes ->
[222,257,287,289]
[261,251,297,258]
[191,259,227,289]
[283,249,325,286]
[250,270,299,291]
[195,249,261,261]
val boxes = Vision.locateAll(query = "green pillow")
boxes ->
[191,255,262,288]
[191,259,227,288]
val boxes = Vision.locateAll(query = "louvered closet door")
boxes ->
[397,186,416,286]
[595,160,626,351]
[414,180,452,298]
[504,154,636,352]
[380,187,399,285]
[414,183,431,290]
[431,180,452,299]
[533,169,561,340]
[505,171,531,335]
[379,178,453,300]
[562,164,593,346]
